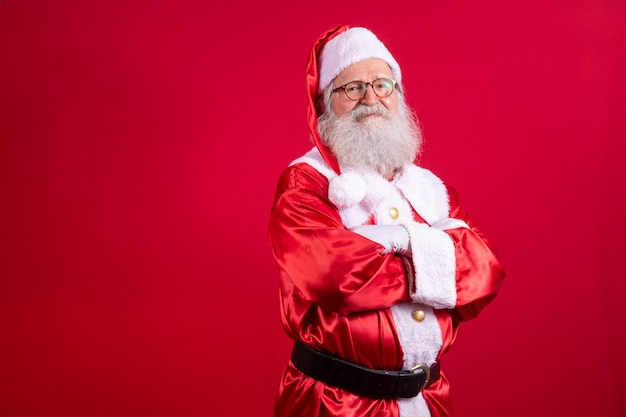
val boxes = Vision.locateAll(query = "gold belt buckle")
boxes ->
[409,363,430,393]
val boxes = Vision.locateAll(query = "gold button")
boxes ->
[389,207,399,220]
[412,310,425,322]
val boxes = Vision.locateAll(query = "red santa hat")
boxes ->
[305,26,402,175]
[318,27,402,93]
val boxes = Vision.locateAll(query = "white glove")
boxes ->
[350,224,411,256]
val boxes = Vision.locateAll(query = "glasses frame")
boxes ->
[332,78,398,101]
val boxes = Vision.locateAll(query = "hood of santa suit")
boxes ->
[305,25,403,175]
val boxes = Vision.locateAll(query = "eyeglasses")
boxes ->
[332,78,397,101]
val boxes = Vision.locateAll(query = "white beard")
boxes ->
[317,101,422,176]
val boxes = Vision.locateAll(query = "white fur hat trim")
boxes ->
[328,171,367,209]
[319,27,402,93]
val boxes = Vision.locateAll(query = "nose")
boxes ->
[360,83,380,105]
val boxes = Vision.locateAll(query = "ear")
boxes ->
[315,95,325,117]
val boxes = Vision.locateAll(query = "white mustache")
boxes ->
[350,103,391,120]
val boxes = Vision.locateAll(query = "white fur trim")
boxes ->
[290,148,338,181]
[290,149,455,232]
[328,172,367,208]
[390,303,441,368]
[319,27,402,92]
[391,302,440,417]
[337,205,371,227]
[397,394,431,417]
[403,222,457,309]
[394,165,450,225]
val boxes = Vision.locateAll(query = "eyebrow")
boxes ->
[339,75,393,85]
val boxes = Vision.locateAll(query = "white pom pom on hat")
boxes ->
[318,27,402,93]
[328,172,367,209]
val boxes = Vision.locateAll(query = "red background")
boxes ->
[1,1,625,416]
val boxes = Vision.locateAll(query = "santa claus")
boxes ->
[267,25,506,417]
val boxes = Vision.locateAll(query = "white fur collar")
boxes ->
[290,147,451,226]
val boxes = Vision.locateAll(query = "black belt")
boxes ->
[290,341,440,399]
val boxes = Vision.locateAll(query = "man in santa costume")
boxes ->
[267,25,506,417]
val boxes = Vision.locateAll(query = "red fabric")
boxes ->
[305,24,351,175]
[268,163,505,416]
[444,187,505,322]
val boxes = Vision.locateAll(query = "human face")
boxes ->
[331,58,398,119]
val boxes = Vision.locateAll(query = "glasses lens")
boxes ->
[373,78,394,98]
[344,81,367,100]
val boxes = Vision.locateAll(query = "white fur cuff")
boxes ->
[402,222,457,309]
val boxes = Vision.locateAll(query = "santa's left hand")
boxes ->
[350,225,411,256]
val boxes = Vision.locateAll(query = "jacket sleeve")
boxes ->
[447,185,506,321]
[268,163,412,315]
[402,185,506,322]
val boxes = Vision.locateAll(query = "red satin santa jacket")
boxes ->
[268,157,505,417]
